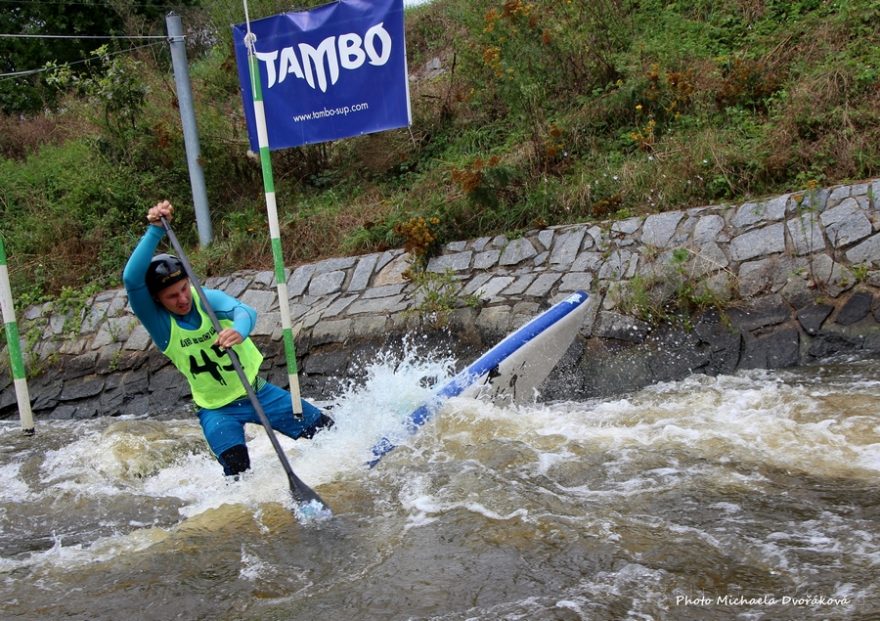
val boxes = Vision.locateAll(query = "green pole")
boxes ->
[0,236,35,434]
[243,24,303,417]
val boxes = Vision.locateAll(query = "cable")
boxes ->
[0,33,169,40]
[0,0,183,7]
[0,40,166,80]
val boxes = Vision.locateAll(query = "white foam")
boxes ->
[0,462,31,503]
[5,355,880,579]
[239,545,268,581]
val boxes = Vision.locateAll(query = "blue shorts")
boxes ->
[197,381,323,459]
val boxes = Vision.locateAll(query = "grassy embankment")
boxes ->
[1,0,878,309]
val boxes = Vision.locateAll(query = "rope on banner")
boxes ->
[242,0,304,417]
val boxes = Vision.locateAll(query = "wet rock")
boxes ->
[48,404,78,420]
[727,298,790,331]
[312,319,352,345]
[594,312,650,343]
[740,327,800,369]
[120,395,152,417]
[62,352,99,380]
[60,377,105,401]
[351,315,389,340]
[148,365,181,394]
[31,379,63,411]
[835,291,874,325]
[807,332,864,359]
[72,404,99,419]
[11,178,880,421]
[304,347,351,377]
[797,304,833,335]
[807,254,854,297]
[476,306,512,339]
[693,311,742,375]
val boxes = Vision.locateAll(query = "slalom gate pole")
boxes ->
[242,5,303,418]
[0,236,34,435]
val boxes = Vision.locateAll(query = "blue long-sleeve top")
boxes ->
[122,225,256,352]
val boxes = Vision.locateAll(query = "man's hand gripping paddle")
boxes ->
[160,217,329,518]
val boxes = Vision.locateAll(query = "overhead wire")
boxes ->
[0,0,184,7]
[0,1,190,77]
[0,33,168,40]
[0,40,167,80]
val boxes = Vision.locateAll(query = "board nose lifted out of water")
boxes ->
[368,290,591,467]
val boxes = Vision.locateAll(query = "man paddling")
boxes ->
[123,200,333,477]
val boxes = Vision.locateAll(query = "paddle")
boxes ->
[159,216,329,513]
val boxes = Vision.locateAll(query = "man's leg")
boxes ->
[198,408,250,476]
[254,382,334,440]
[218,444,250,476]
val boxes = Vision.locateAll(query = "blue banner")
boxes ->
[233,0,411,151]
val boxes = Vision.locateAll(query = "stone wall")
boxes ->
[3,179,880,420]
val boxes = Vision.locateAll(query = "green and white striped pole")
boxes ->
[243,8,303,417]
[0,236,35,434]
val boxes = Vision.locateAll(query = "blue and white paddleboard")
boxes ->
[368,290,590,466]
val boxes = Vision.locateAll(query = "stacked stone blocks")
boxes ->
[3,179,880,419]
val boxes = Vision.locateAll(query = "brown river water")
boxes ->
[1,351,878,620]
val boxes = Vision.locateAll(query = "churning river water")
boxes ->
[1,350,878,621]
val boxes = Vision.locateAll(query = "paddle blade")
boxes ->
[294,498,333,523]
[288,472,331,520]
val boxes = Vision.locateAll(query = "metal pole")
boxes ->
[0,237,34,435]
[243,26,304,418]
[166,12,213,247]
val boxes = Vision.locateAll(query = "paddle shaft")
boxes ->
[159,217,326,508]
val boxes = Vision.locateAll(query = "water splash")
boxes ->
[293,499,333,524]
[3,357,880,621]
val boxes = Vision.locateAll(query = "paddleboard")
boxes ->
[368,290,590,466]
